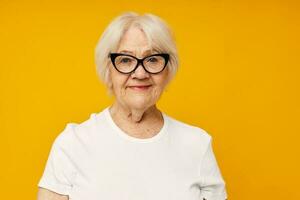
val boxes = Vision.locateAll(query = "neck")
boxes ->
[108,102,164,139]
[109,102,160,124]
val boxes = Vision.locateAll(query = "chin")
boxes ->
[127,99,153,110]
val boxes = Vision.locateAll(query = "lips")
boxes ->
[128,85,152,91]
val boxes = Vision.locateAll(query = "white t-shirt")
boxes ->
[38,107,227,200]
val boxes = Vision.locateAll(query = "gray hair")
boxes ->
[95,12,179,92]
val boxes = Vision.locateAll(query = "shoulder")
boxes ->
[165,114,212,140]
[164,113,212,148]
[53,109,105,150]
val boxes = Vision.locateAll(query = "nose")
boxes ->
[131,63,150,79]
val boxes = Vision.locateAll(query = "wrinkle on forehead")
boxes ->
[116,26,156,57]
[118,49,159,58]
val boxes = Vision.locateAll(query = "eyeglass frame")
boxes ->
[109,53,170,74]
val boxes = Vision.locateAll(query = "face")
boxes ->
[109,26,170,111]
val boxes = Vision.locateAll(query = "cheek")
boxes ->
[153,85,165,97]
[151,79,168,98]
[110,70,128,96]
[154,74,169,91]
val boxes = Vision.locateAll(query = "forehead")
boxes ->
[117,26,152,55]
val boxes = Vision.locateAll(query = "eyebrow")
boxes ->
[119,49,155,57]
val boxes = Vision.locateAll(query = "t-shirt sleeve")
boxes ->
[199,136,228,200]
[38,129,77,196]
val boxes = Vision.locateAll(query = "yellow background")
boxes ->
[1,0,299,199]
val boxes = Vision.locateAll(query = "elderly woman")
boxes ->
[37,12,227,200]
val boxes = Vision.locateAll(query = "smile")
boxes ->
[128,85,152,91]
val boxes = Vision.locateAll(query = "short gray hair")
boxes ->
[95,12,179,92]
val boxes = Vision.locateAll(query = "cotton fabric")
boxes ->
[38,107,227,200]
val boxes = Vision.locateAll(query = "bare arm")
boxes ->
[37,187,69,200]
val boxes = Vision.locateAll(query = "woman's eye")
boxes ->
[120,58,132,63]
[148,57,158,63]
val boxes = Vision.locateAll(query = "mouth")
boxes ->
[128,85,152,91]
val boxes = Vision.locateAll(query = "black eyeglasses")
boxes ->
[109,53,169,74]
